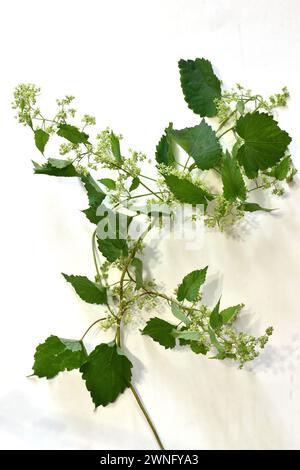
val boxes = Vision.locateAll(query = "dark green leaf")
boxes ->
[177,267,208,302]
[267,156,291,181]
[221,152,246,201]
[57,123,89,144]
[82,206,100,225]
[220,304,243,324]
[129,177,140,191]
[80,343,132,407]
[179,58,221,117]
[171,120,222,170]
[164,175,213,208]
[156,124,175,166]
[62,274,107,304]
[81,173,106,208]
[209,298,223,330]
[142,317,176,349]
[33,335,87,379]
[131,258,143,290]
[97,237,128,263]
[32,160,78,177]
[208,326,225,354]
[240,202,275,213]
[98,178,116,190]
[190,341,208,355]
[110,132,122,163]
[236,112,291,178]
[171,302,190,326]
[34,128,49,154]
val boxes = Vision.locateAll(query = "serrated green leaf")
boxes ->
[131,257,143,290]
[190,341,208,355]
[62,274,107,304]
[179,58,221,117]
[32,160,79,177]
[129,177,140,191]
[110,132,122,163]
[171,302,191,326]
[57,123,89,144]
[142,317,176,349]
[221,152,246,201]
[209,298,223,330]
[80,343,132,407]
[171,120,222,170]
[34,128,49,154]
[240,202,274,213]
[97,237,128,263]
[81,173,106,208]
[164,175,213,208]
[220,304,243,324]
[82,206,100,225]
[98,178,116,190]
[267,156,291,181]
[236,112,291,178]
[33,335,87,379]
[177,267,208,302]
[156,124,175,166]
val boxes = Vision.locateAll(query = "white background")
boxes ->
[1,0,300,450]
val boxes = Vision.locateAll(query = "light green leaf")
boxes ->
[221,152,246,201]
[33,335,87,379]
[80,343,132,407]
[177,267,208,302]
[57,123,89,144]
[110,132,122,163]
[131,258,143,290]
[208,326,225,355]
[175,330,201,341]
[62,274,107,304]
[98,178,116,190]
[34,128,49,154]
[236,112,291,178]
[220,304,243,324]
[171,302,191,326]
[178,58,221,117]
[164,175,213,208]
[171,120,222,170]
[142,317,176,349]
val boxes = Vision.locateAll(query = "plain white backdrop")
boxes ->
[1,0,300,450]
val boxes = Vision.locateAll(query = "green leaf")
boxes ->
[34,128,49,154]
[240,202,274,213]
[80,343,132,407]
[171,120,222,170]
[209,298,223,330]
[164,175,213,208]
[179,58,221,117]
[142,317,176,349]
[175,330,201,341]
[131,258,143,290]
[236,112,291,178]
[48,158,72,169]
[98,178,116,190]
[57,123,89,144]
[221,152,246,201]
[82,206,100,225]
[177,267,208,302]
[32,160,78,177]
[190,341,208,355]
[208,326,225,355]
[156,124,175,166]
[267,156,291,181]
[62,274,107,305]
[97,237,128,263]
[81,173,106,208]
[220,304,243,324]
[33,336,87,379]
[129,177,140,191]
[110,132,122,163]
[171,302,191,326]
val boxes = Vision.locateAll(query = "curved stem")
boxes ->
[92,229,101,279]
[80,317,106,340]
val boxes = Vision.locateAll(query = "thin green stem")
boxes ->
[80,317,106,340]
[218,126,235,139]
[92,230,101,278]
